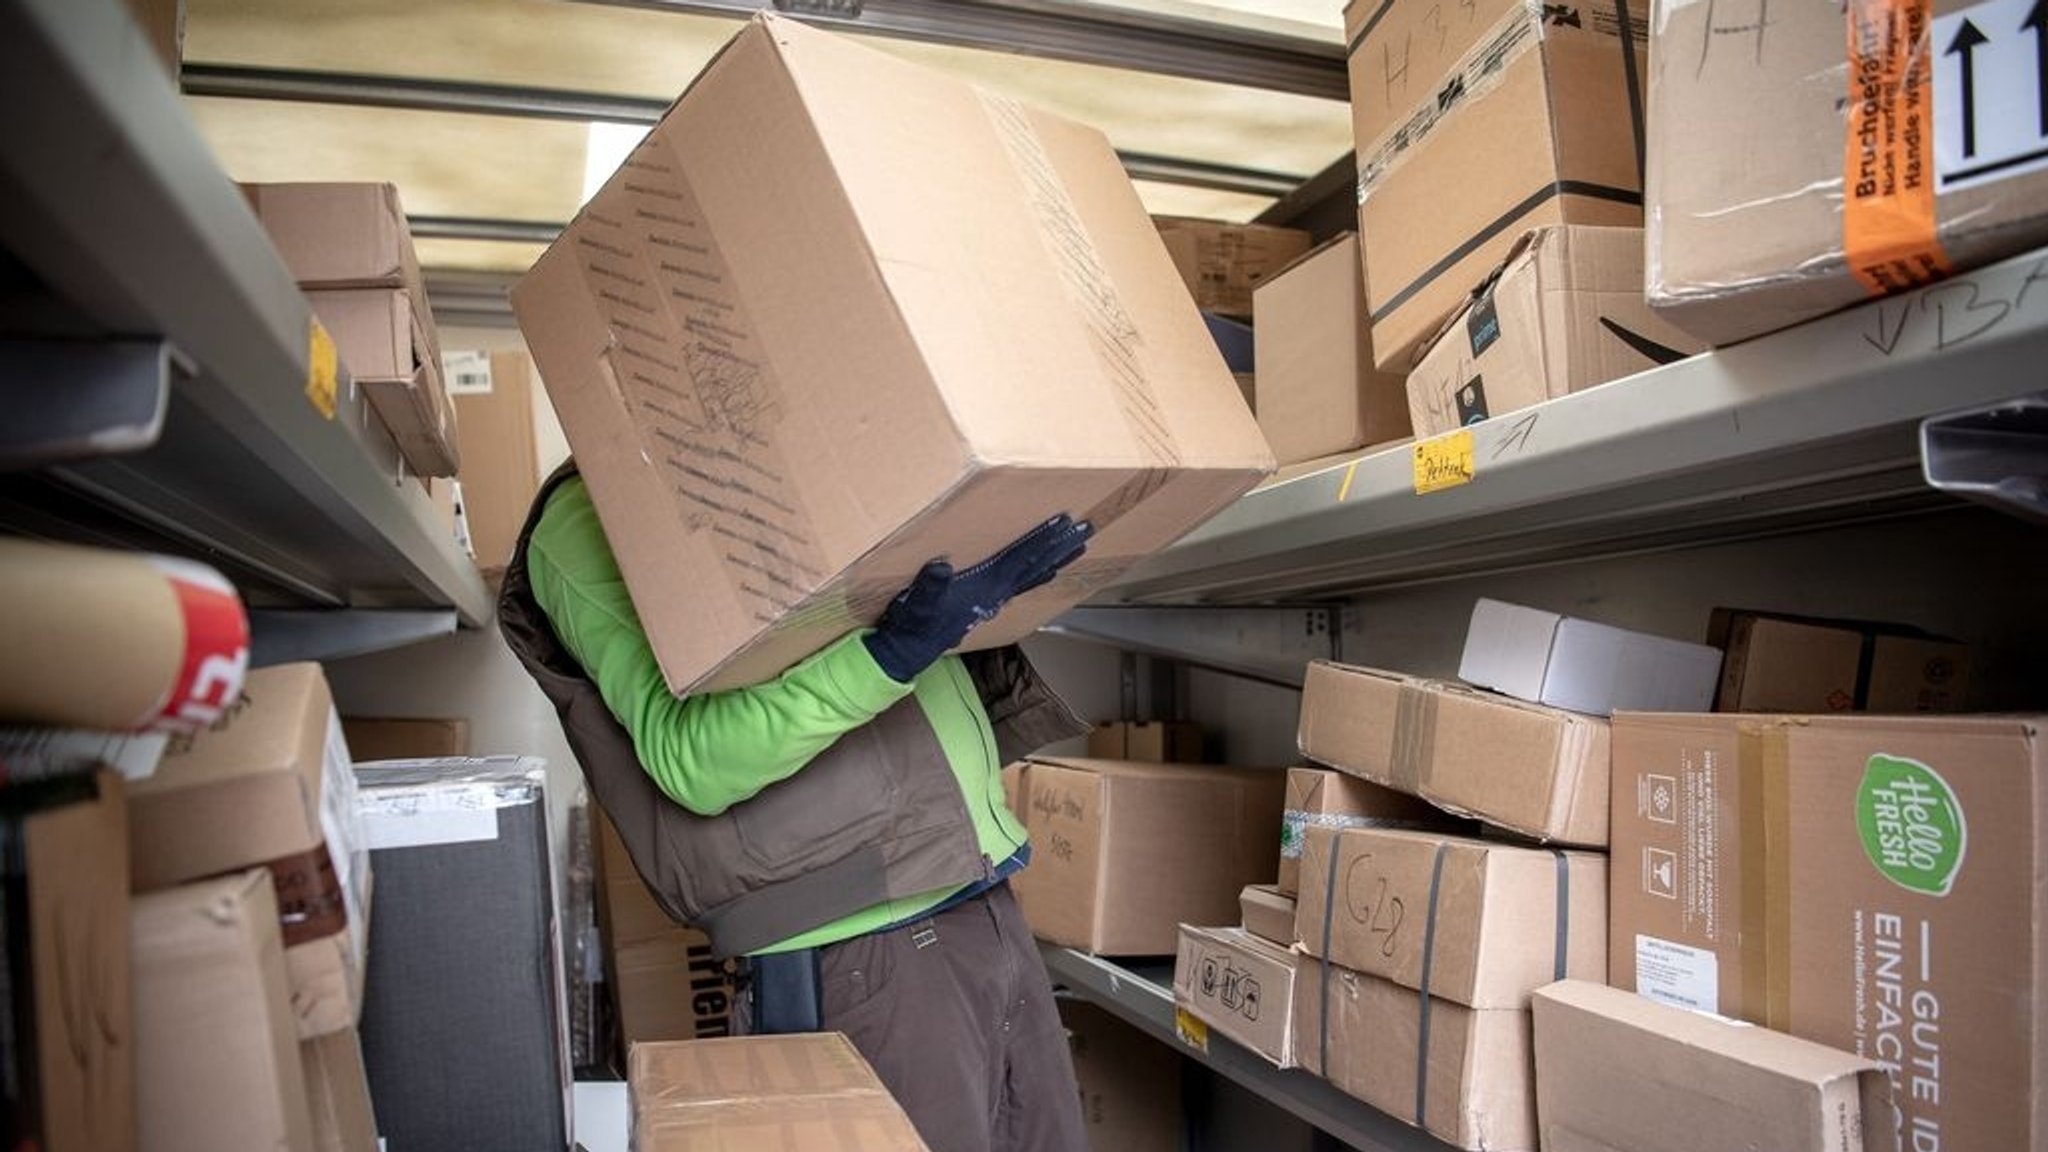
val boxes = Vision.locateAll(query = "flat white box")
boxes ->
[1458,599,1721,717]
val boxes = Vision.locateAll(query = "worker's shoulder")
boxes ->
[528,474,620,579]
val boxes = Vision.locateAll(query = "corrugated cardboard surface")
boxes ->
[1174,925,1299,1067]
[1646,0,2048,344]
[1277,765,1455,896]
[450,350,542,571]
[630,1034,929,1151]
[307,288,458,478]
[1408,226,1704,437]
[1062,998,1182,1152]
[1610,712,2047,1152]
[1297,661,1611,846]
[243,183,417,290]
[1342,0,1528,161]
[11,772,133,1152]
[340,717,470,761]
[1153,215,1313,317]
[1357,2,1649,371]
[1710,608,1971,713]
[132,871,314,1152]
[301,1026,379,1152]
[1240,884,1297,948]
[511,15,1272,696]
[1531,981,1894,1152]
[1457,597,1722,716]
[1086,720,1204,763]
[1294,826,1606,1009]
[1252,233,1410,464]
[1009,757,1286,954]
[1294,954,1534,1150]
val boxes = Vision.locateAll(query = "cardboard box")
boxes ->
[1710,608,1971,713]
[511,15,1274,695]
[1061,998,1182,1152]
[1609,713,2047,1151]
[1295,825,1607,1009]
[1240,884,1297,947]
[1646,0,2048,345]
[1406,226,1705,437]
[307,287,458,477]
[1298,661,1611,845]
[1153,215,1313,317]
[1085,720,1204,763]
[300,1026,378,1152]
[340,716,470,761]
[1355,0,1649,371]
[1277,765,1455,896]
[132,871,315,1152]
[1531,981,1896,1152]
[629,1034,929,1151]
[450,349,544,570]
[1458,597,1723,716]
[1294,954,1534,1150]
[1008,757,1286,954]
[1174,925,1299,1067]
[1251,234,1411,465]
[3,772,134,1152]
[243,183,423,290]
[131,662,372,1040]
[356,757,569,1152]
[1342,0,1528,171]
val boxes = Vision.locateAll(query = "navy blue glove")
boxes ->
[863,514,1094,683]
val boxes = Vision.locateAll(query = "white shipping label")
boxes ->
[1635,934,1720,1013]
[319,709,370,966]
[1935,0,2048,191]
[442,350,494,394]
[359,783,505,850]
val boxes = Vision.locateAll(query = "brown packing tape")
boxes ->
[1738,725,1771,1022]
[262,845,349,949]
[1391,682,1437,795]
[1764,729,1794,1031]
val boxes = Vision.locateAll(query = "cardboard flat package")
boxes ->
[130,662,372,1040]
[1240,883,1297,947]
[1174,925,1299,1067]
[1610,713,2047,1151]
[1277,765,1457,896]
[1153,215,1313,317]
[301,1026,379,1152]
[1062,998,1182,1152]
[1008,757,1286,954]
[355,758,569,1152]
[1458,597,1723,716]
[132,871,314,1152]
[1646,0,2048,345]
[1295,825,1607,1009]
[630,1034,929,1151]
[449,349,544,571]
[1294,954,1535,1150]
[244,183,458,477]
[1407,226,1705,437]
[1251,234,1410,465]
[3,772,134,1152]
[1086,719,1204,763]
[340,716,470,761]
[512,15,1273,696]
[1351,0,1650,370]
[1709,608,1971,713]
[595,809,733,1060]
[1531,981,1896,1152]
[1298,661,1611,845]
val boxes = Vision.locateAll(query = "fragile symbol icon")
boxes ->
[1644,847,1678,900]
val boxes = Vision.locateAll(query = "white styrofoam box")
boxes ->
[1458,599,1723,716]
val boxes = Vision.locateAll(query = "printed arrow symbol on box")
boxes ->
[2026,0,2048,136]
[1947,18,1991,157]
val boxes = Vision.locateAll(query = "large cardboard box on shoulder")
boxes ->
[1008,757,1286,954]
[1532,981,1896,1152]
[1646,0,2048,345]
[1610,712,2046,1152]
[1174,925,1300,1067]
[1407,226,1706,438]
[630,1034,929,1151]
[129,662,372,1040]
[512,15,1273,695]
[1349,0,1650,371]
[1153,215,1313,318]
[1251,233,1410,465]
[1297,661,1611,845]
[1062,998,1183,1152]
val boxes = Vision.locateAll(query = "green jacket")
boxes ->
[523,476,1033,953]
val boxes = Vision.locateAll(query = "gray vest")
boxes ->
[497,464,1084,956]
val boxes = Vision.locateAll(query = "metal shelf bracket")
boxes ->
[249,608,462,666]
[0,338,176,469]
[1922,390,2048,525]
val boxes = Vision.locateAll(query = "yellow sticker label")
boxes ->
[1412,430,1475,494]
[306,317,339,420]
[1174,1007,1209,1053]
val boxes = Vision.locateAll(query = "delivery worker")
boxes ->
[498,463,1095,1152]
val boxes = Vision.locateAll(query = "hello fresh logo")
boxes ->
[1856,754,1968,896]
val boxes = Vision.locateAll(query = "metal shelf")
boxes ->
[1102,245,2048,606]
[1041,945,1457,1152]
[0,0,489,655]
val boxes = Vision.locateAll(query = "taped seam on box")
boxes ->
[1356,3,1547,201]
[1392,681,1437,796]
[1841,0,1952,296]
[1763,730,1793,1030]
[1738,726,1770,1020]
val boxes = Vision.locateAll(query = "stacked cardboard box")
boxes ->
[447,349,544,572]
[1458,598,1723,717]
[1063,998,1183,1152]
[1174,925,1300,1067]
[1276,766,1460,895]
[512,14,1273,696]
[244,182,458,476]
[1085,719,1204,763]
[630,1034,929,1150]
[1153,216,1312,318]
[1610,712,2046,1151]
[1709,608,1970,713]
[1240,884,1297,949]
[594,808,734,1064]
[1251,234,1410,464]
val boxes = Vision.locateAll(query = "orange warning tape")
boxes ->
[1843,0,1954,295]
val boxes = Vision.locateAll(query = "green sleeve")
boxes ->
[524,478,913,817]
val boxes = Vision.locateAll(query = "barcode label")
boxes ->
[442,350,493,394]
